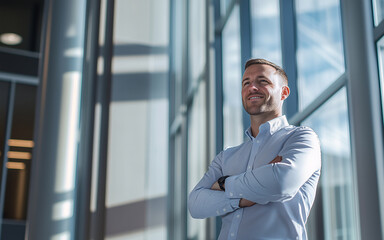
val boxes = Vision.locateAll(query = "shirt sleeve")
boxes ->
[188,151,241,219]
[224,127,321,204]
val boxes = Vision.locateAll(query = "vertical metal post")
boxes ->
[90,0,115,238]
[239,0,252,131]
[213,0,223,238]
[75,0,102,238]
[167,0,176,239]
[0,81,16,237]
[279,0,298,119]
[341,0,384,239]
[26,0,97,239]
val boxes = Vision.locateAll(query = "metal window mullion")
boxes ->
[239,0,252,132]
[341,0,384,239]
[0,81,16,236]
[288,73,347,125]
[280,0,298,119]
[0,72,38,86]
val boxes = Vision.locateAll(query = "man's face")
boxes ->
[241,64,289,117]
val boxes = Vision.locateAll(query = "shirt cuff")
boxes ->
[225,175,242,199]
[229,198,241,209]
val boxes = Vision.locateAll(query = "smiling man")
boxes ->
[188,59,321,240]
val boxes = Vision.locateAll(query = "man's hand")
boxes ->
[269,155,282,164]
[211,181,221,191]
[211,156,282,205]
[239,198,256,208]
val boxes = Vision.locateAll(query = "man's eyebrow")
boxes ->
[242,77,250,82]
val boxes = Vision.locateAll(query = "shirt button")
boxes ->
[256,140,260,143]
[248,166,251,169]
[231,233,235,237]
[239,193,243,197]
[223,208,226,212]
[237,214,240,218]
[229,192,233,197]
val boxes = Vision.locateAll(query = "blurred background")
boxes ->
[0,0,383,239]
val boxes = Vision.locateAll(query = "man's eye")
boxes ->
[243,82,249,86]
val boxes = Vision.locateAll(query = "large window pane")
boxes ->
[220,0,232,16]
[303,88,359,240]
[4,84,37,221]
[376,36,384,120]
[222,5,243,148]
[373,0,384,26]
[295,0,345,110]
[187,81,207,240]
[250,0,282,66]
[189,0,206,89]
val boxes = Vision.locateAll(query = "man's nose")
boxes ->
[249,82,259,91]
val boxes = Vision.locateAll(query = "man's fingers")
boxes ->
[269,156,282,164]
[211,181,221,191]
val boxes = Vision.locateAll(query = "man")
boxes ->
[188,59,321,240]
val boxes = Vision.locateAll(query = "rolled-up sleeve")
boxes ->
[225,127,321,204]
[188,152,240,219]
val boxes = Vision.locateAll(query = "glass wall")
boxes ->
[187,81,208,240]
[373,0,384,26]
[105,0,169,239]
[303,88,359,240]
[295,0,345,109]
[250,0,282,65]
[377,36,384,118]
[222,5,243,149]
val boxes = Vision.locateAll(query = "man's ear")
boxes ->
[281,85,290,100]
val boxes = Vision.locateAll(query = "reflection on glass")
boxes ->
[376,36,384,119]
[220,0,232,16]
[303,88,359,240]
[187,81,207,240]
[4,84,37,220]
[250,0,282,66]
[373,0,384,26]
[189,0,206,89]
[222,5,243,148]
[295,0,345,110]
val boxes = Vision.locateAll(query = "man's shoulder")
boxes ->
[222,140,250,154]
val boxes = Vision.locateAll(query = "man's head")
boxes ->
[241,58,290,118]
[244,58,288,85]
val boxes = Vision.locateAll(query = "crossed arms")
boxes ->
[188,127,321,219]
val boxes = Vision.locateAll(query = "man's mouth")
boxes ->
[248,95,263,100]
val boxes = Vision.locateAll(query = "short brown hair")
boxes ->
[244,58,288,85]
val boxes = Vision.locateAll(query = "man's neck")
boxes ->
[250,112,281,137]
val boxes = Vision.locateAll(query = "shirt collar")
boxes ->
[245,115,289,139]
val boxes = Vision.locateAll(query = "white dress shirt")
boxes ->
[188,116,321,240]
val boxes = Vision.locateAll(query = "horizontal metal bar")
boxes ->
[0,46,40,58]
[0,71,39,85]
[288,73,347,125]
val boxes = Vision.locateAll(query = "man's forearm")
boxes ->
[210,155,282,207]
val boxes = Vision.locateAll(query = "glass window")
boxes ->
[250,0,282,66]
[373,0,384,26]
[2,84,37,221]
[189,0,206,89]
[220,0,232,16]
[303,88,359,240]
[222,5,243,149]
[187,81,207,240]
[376,36,384,118]
[295,0,345,110]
